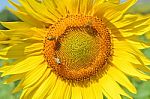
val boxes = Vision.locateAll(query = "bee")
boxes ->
[47,36,56,41]
[53,57,61,65]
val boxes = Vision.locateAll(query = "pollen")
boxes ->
[43,15,112,82]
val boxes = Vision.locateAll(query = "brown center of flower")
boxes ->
[43,15,112,82]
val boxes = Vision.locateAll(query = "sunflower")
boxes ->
[0,0,150,99]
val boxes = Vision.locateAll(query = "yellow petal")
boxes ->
[25,43,43,53]
[20,68,51,99]
[27,0,59,21]
[125,40,150,49]
[106,0,120,4]
[2,55,44,76]
[32,72,57,99]
[8,8,45,28]
[0,29,30,39]
[0,28,44,41]
[94,0,137,22]
[119,25,150,37]
[78,0,88,15]
[63,85,72,99]
[62,0,80,14]
[79,0,101,15]
[113,48,140,64]
[1,22,33,29]
[30,27,47,39]
[92,82,103,99]
[114,14,149,28]
[43,0,63,17]
[114,14,150,37]
[21,62,47,88]
[18,0,55,24]
[114,39,150,65]
[0,31,22,45]
[104,0,137,22]
[20,89,28,99]
[47,78,67,99]
[51,0,67,16]
[71,86,82,99]
[5,73,24,84]
[112,56,150,80]
[0,66,10,72]
[100,75,131,99]
[108,67,137,94]
[133,63,150,73]
[0,43,43,59]
[81,86,96,99]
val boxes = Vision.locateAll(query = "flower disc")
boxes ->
[43,15,112,82]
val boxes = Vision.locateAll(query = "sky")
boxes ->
[0,0,18,11]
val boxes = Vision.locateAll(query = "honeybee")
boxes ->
[53,57,61,65]
[47,36,56,41]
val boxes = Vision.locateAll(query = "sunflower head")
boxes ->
[43,15,112,83]
[0,0,150,99]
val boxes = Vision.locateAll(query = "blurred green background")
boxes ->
[0,0,150,99]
